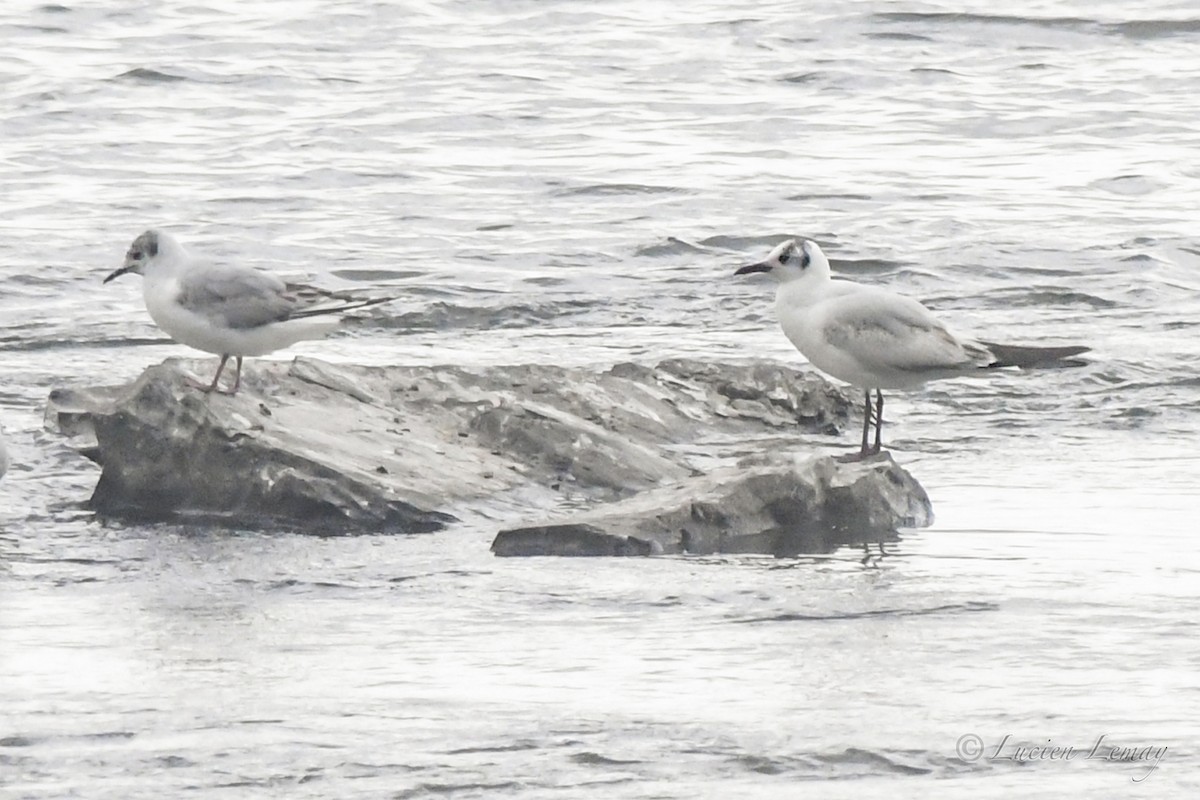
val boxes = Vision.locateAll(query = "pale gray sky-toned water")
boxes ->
[1,1,1198,797]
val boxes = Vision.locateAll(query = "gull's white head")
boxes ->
[734,239,830,284]
[103,230,185,283]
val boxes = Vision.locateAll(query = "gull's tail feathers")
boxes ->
[980,341,1091,369]
[283,283,396,321]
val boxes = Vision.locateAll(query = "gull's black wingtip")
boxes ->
[980,341,1091,369]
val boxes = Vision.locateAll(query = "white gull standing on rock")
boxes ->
[104,230,391,395]
[736,239,1089,459]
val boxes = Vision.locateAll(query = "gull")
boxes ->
[104,230,390,395]
[735,239,1089,460]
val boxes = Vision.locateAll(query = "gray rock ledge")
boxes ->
[45,356,862,537]
[491,453,932,557]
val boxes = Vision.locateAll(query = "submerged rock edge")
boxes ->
[492,453,934,557]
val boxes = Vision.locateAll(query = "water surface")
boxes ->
[1,1,1197,796]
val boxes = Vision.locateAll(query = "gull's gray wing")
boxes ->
[176,263,394,329]
[820,290,989,374]
[176,264,296,330]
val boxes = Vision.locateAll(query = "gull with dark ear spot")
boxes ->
[734,238,813,276]
[735,238,1089,460]
[104,230,392,395]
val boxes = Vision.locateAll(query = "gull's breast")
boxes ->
[142,276,226,355]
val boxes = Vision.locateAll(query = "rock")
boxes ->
[45,355,856,535]
[492,453,933,557]
[468,400,691,492]
[48,362,462,532]
[490,526,659,558]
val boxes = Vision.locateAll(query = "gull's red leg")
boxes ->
[185,355,230,393]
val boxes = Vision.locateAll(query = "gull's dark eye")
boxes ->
[130,249,143,260]
[778,248,791,265]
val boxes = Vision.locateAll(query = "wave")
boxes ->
[875,11,1200,40]
[110,67,188,84]
[555,183,689,197]
[375,299,604,332]
[734,600,999,624]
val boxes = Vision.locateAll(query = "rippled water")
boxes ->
[2,1,1198,796]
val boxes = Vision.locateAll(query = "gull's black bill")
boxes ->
[103,266,131,283]
[734,262,772,276]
